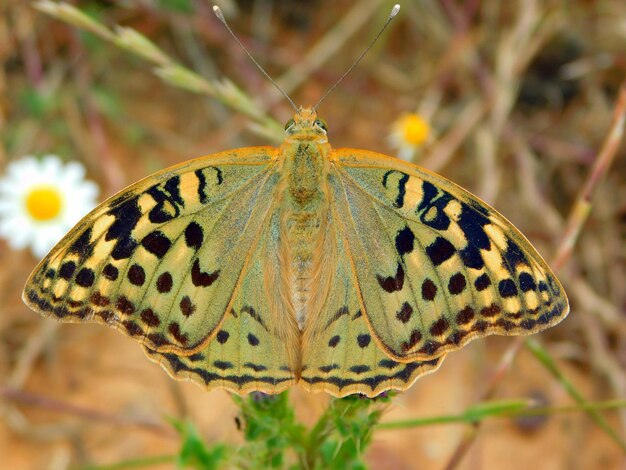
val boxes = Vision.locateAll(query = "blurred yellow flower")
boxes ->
[0,156,99,258]
[389,113,431,161]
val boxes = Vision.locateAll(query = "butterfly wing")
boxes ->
[23,147,286,362]
[143,206,298,394]
[330,148,569,362]
[299,207,442,397]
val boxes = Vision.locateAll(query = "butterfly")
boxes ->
[22,105,569,397]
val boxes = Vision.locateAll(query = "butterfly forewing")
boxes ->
[24,148,281,355]
[332,149,569,361]
[144,207,298,394]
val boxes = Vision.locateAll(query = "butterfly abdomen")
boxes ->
[277,140,333,331]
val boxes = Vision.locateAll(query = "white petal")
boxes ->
[41,156,63,180]
[6,157,38,179]
[60,162,86,184]
[397,146,416,162]
[0,177,24,197]
[31,231,58,258]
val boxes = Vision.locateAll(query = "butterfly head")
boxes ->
[284,107,328,143]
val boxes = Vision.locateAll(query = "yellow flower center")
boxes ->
[25,185,63,221]
[399,114,431,146]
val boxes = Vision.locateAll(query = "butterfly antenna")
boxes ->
[213,5,299,112]
[313,4,400,111]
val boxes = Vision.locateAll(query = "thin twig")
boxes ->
[551,83,626,271]
[0,386,175,437]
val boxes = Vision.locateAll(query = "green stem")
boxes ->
[34,1,284,142]
[525,338,626,452]
[379,398,626,430]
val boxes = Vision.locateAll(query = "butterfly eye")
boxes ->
[314,119,328,132]
[284,118,295,130]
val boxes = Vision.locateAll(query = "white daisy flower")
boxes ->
[389,113,432,161]
[0,155,99,259]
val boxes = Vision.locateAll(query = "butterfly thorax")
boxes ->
[277,108,333,330]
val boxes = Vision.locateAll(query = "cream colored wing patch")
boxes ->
[24,148,280,356]
[331,149,569,362]
[300,206,442,398]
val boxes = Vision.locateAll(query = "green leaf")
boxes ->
[172,420,228,470]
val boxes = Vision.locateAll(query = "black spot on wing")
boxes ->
[456,306,475,324]
[448,272,467,295]
[457,202,491,250]
[416,181,452,230]
[58,261,76,280]
[141,231,171,258]
[216,330,229,344]
[191,259,219,287]
[147,176,185,223]
[474,273,491,291]
[376,263,404,293]
[194,167,223,204]
[426,237,456,266]
[168,322,188,345]
[140,308,160,327]
[103,264,118,281]
[421,278,437,300]
[396,302,413,323]
[498,279,518,298]
[349,365,371,374]
[480,303,501,317]
[111,237,138,260]
[90,292,110,307]
[357,334,371,348]
[378,359,400,369]
[214,360,234,370]
[106,196,141,260]
[69,228,93,260]
[429,317,450,336]
[128,264,145,286]
[395,226,415,256]
[519,272,536,292]
[194,169,208,203]
[382,170,409,208]
[106,196,141,241]
[401,330,422,352]
[116,296,135,315]
[184,222,204,250]
[459,244,484,270]
[179,296,196,316]
[247,333,260,346]
[244,363,267,372]
[156,272,173,293]
[503,239,529,274]
[75,267,95,287]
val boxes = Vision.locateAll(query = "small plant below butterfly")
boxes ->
[172,391,391,469]
[172,420,228,469]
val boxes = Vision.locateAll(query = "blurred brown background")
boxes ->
[1,0,625,469]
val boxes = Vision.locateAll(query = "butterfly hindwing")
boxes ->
[300,205,443,397]
[331,149,569,361]
[24,148,281,355]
